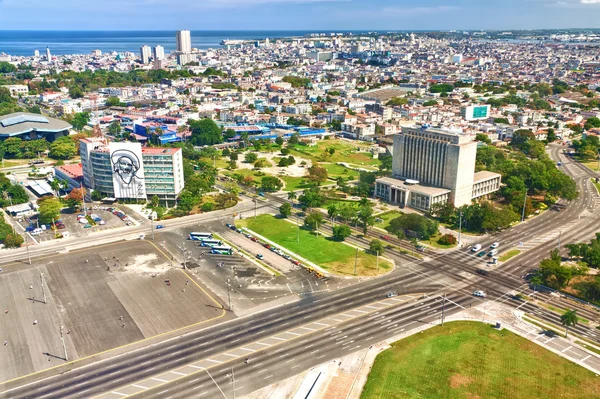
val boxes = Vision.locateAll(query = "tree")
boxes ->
[150,195,160,209]
[327,204,338,227]
[71,112,91,131]
[288,133,300,145]
[108,121,121,136]
[280,202,292,218]
[91,190,103,201]
[560,309,578,338]
[260,176,283,192]
[275,136,284,146]
[530,273,543,294]
[287,191,297,204]
[475,133,492,144]
[50,179,61,197]
[438,234,457,246]
[178,190,199,215]
[546,128,557,143]
[69,86,84,99]
[306,165,328,186]
[304,211,324,231]
[332,225,351,241]
[299,188,324,209]
[378,154,393,173]
[229,152,239,161]
[357,205,375,235]
[386,97,408,106]
[244,152,258,163]
[2,137,23,158]
[38,197,62,224]
[49,136,77,160]
[388,213,439,240]
[105,97,122,107]
[189,118,223,146]
[65,187,85,210]
[3,231,23,248]
[369,239,385,255]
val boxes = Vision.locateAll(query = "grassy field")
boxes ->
[237,214,391,276]
[318,162,360,180]
[499,249,521,262]
[288,139,380,167]
[361,321,600,399]
[374,210,403,230]
[420,232,458,249]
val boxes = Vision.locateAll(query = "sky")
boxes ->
[1,0,600,30]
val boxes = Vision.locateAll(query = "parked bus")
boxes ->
[211,245,233,255]
[200,239,223,247]
[189,232,213,241]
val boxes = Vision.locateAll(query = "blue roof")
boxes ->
[1,114,49,127]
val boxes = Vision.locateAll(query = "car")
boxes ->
[386,291,397,298]
[84,224,92,228]
[473,290,486,298]
[126,221,133,226]
[256,254,264,260]
[155,225,165,229]
[244,233,253,239]
[380,235,391,241]
[490,242,499,249]
[236,228,243,233]
[476,251,487,258]
[475,269,489,276]
[488,249,498,257]
[269,246,277,252]
[225,223,233,228]
[251,237,259,242]
[98,221,106,225]
[25,226,35,232]
[282,254,291,260]
[471,244,482,252]
[229,225,237,231]
[291,260,301,265]
[263,243,271,249]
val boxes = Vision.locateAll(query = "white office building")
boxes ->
[80,138,185,201]
[375,126,501,211]
[176,30,192,53]
[140,45,152,64]
[45,47,51,62]
[153,45,165,61]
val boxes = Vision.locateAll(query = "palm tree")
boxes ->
[358,197,370,207]
[560,309,578,338]
[50,179,61,197]
[287,191,297,208]
[327,204,338,228]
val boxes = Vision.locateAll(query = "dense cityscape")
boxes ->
[1,24,600,399]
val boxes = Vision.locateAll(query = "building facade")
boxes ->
[153,45,165,61]
[140,45,151,64]
[176,30,192,53]
[80,138,184,201]
[375,125,501,211]
[460,105,491,121]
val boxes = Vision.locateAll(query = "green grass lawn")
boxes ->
[237,214,391,276]
[288,139,380,167]
[499,249,521,262]
[420,232,457,249]
[361,321,600,399]
[279,175,312,191]
[318,162,359,180]
[374,210,403,230]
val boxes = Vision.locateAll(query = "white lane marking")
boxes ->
[171,371,187,376]
[110,392,128,397]
[152,377,169,383]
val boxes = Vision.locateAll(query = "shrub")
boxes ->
[438,233,457,245]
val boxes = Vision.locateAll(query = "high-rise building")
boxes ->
[92,49,102,57]
[45,47,51,62]
[153,45,165,61]
[176,30,192,53]
[34,49,40,58]
[140,45,151,64]
[460,105,491,121]
[80,137,185,201]
[177,52,197,66]
[374,126,501,211]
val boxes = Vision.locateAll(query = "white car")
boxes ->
[473,290,486,298]
[471,244,482,252]
[490,242,499,249]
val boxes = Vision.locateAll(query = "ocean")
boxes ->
[0,30,372,57]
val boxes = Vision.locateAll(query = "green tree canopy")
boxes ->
[189,118,223,146]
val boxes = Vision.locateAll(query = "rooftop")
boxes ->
[377,176,452,197]
[141,147,181,155]
[55,163,83,179]
[0,112,72,138]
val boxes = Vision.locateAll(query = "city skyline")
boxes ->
[1,0,600,30]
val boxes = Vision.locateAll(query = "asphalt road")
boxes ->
[3,144,600,399]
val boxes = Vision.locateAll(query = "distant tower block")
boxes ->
[45,46,51,61]
[176,30,192,53]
